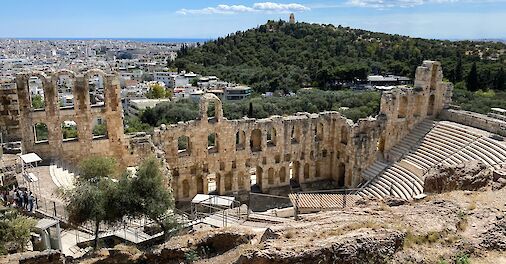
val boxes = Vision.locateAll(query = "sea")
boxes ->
[5,37,212,43]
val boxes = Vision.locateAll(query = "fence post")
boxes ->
[343,187,347,208]
[294,192,299,221]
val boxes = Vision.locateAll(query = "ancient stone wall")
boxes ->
[0,81,21,142]
[440,109,506,136]
[152,99,386,201]
[379,61,453,161]
[152,60,451,201]
[14,70,132,166]
[6,61,451,202]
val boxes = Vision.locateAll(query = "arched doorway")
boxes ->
[338,163,346,187]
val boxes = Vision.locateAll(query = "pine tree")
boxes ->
[466,62,480,92]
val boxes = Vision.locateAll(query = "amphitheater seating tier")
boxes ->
[358,120,506,200]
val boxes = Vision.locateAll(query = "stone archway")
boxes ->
[199,93,223,121]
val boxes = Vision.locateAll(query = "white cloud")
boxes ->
[177,2,310,15]
[177,5,255,15]
[346,0,459,8]
[253,2,310,12]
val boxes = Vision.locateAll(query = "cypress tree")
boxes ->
[466,62,479,92]
[454,56,463,82]
[495,67,505,91]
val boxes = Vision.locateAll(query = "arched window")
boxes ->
[255,166,263,188]
[250,129,262,152]
[88,74,105,107]
[267,127,276,147]
[57,75,75,109]
[291,161,300,183]
[208,132,218,154]
[304,163,310,179]
[225,172,233,192]
[92,117,107,139]
[207,100,216,118]
[178,135,190,156]
[62,120,78,141]
[236,130,245,151]
[197,175,204,194]
[182,179,190,198]
[316,162,321,178]
[208,173,218,193]
[279,167,287,184]
[29,76,45,111]
[268,168,275,185]
[33,123,48,143]
[338,163,346,187]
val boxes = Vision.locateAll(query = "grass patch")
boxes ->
[325,220,383,237]
[403,230,446,248]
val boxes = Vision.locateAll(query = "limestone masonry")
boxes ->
[5,61,453,201]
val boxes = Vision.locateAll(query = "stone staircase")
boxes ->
[50,163,76,189]
[358,120,506,200]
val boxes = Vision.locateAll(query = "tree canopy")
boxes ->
[0,209,36,255]
[64,156,175,249]
[136,89,380,129]
[173,20,506,93]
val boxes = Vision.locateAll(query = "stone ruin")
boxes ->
[2,61,452,201]
[11,69,141,167]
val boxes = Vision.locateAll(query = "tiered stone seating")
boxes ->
[50,163,76,189]
[399,122,480,173]
[358,120,506,200]
[388,120,436,160]
[444,137,506,167]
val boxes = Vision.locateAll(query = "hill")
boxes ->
[173,20,506,93]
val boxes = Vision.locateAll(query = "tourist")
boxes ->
[17,188,24,208]
[23,190,29,210]
[28,192,34,212]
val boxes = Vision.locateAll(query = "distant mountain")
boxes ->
[173,20,506,92]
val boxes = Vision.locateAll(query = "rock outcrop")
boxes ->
[424,161,506,193]
[0,250,66,264]
[235,229,405,264]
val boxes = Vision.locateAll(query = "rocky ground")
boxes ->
[4,162,506,263]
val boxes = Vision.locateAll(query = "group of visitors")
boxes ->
[0,187,35,212]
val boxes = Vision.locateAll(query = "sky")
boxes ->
[1,0,505,40]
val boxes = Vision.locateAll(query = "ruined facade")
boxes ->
[379,61,453,161]
[152,61,452,201]
[14,70,133,166]
[6,61,452,201]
